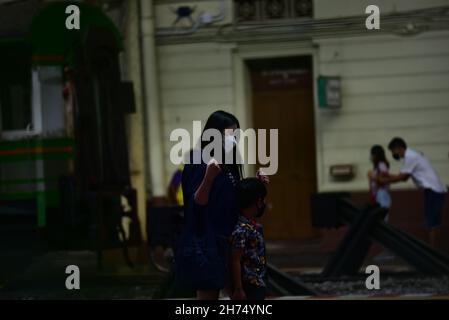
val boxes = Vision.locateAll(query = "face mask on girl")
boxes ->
[224,134,237,153]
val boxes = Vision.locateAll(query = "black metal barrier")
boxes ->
[311,192,351,228]
[322,198,449,277]
[267,263,317,296]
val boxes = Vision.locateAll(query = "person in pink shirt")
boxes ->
[368,145,392,218]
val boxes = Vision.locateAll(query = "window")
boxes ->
[0,41,32,134]
[0,82,32,131]
[235,0,313,23]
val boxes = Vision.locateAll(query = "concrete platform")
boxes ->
[0,250,165,299]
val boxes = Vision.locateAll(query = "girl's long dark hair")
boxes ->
[371,145,390,169]
[201,110,242,179]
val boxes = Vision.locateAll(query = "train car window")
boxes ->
[0,82,32,131]
[0,42,32,134]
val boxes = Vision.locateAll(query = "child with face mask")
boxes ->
[230,178,268,300]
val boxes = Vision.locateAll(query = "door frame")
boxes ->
[232,43,324,189]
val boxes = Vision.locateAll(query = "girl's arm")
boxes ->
[194,159,221,205]
[368,170,373,191]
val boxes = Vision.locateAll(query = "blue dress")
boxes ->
[176,162,239,290]
[182,163,239,237]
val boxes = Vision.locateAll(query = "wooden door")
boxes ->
[249,57,317,240]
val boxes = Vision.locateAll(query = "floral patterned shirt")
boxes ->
[230,215,267,287]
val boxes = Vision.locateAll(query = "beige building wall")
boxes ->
[157,43,237,182]
[316,31,449,191]
[154,0,449,28]
[314,0,449,18]
[150,0,449,194]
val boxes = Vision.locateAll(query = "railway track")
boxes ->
[266,263,317,296]
[154,263,449,299]
[281,270,449,298]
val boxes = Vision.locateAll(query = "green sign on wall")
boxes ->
[318,76,342,109]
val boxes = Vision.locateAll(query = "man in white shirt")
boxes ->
[380,137,447,249]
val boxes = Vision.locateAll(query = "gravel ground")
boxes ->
[300,275,449,296]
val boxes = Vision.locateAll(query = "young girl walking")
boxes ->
[368,145,392,216]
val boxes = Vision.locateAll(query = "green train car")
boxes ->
[0,2,141,253]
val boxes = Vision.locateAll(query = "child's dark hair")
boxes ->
[235,178,267,210]
[371,145,390,169]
